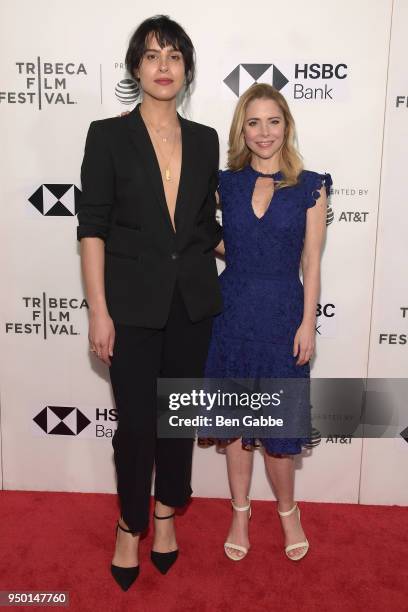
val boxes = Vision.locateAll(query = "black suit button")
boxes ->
[171,252,179,260]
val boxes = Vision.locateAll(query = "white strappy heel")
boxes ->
[224,497,252,561]
[277,502,309,561]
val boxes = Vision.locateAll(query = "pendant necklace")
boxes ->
[142,112,178,181]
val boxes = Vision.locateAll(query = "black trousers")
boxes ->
[109,284,213,533]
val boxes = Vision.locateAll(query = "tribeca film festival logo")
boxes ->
[224,62,348,100]
[5,294,88,338]
[33,406,118,439]
[396,96,408,108]
[379,306,407,346]
[0,59,87,110]
[29,184,81,216]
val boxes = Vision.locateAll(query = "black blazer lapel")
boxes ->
[174,115,197,234]
[127,104,175,232]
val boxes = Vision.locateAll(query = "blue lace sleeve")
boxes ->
[306,172,333,209]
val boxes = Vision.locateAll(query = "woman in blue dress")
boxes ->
[204,83,331,562]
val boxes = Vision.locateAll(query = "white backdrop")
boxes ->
[0,0,406,505]
[361,0,408,505]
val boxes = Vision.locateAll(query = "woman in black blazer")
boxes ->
[77,15,222,590]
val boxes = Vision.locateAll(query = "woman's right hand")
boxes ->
[88,310,115,366]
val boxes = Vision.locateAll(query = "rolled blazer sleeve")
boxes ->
[77,121,114,241]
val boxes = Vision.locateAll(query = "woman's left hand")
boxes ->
[293,321,316,365]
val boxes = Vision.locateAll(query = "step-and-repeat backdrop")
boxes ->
[0,0,406,504]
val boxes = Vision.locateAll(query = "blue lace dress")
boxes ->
[203,164,332,455]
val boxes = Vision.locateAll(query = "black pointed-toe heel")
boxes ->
[150,512,179,575]
[111,521,140,591]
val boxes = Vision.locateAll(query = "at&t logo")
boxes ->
[326,196,334,226]
[303,427,322,448]
[338,212,369,222]
[115,78,139,104]
[326,436,352,444]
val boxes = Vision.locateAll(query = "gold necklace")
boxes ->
[141,112,179,181]
[153,128,177,181]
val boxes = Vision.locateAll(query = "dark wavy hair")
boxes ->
[125,15,195,93]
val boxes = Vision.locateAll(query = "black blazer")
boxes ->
[77,104,223,328]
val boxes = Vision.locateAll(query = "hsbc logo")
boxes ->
[33,406,91,436]
[316,302,336,338]
[224,61,348,101]
[29,184,81,216]
[33,405,118,440]
[294,64,347,79]
[224,64,289,97]
[317,303,336,319]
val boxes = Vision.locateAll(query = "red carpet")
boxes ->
[1,491,407,612]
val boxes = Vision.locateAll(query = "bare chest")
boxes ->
[251,177,275,219]
[149,132,182,231]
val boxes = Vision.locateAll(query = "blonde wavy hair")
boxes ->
[227,83,303,187]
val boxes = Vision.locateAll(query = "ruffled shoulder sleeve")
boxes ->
[303,171,333,209]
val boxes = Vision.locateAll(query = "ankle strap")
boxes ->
[117,520,139,536]
[277,503,298,517]
[231,496,251,512]
[153,512,175,520]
